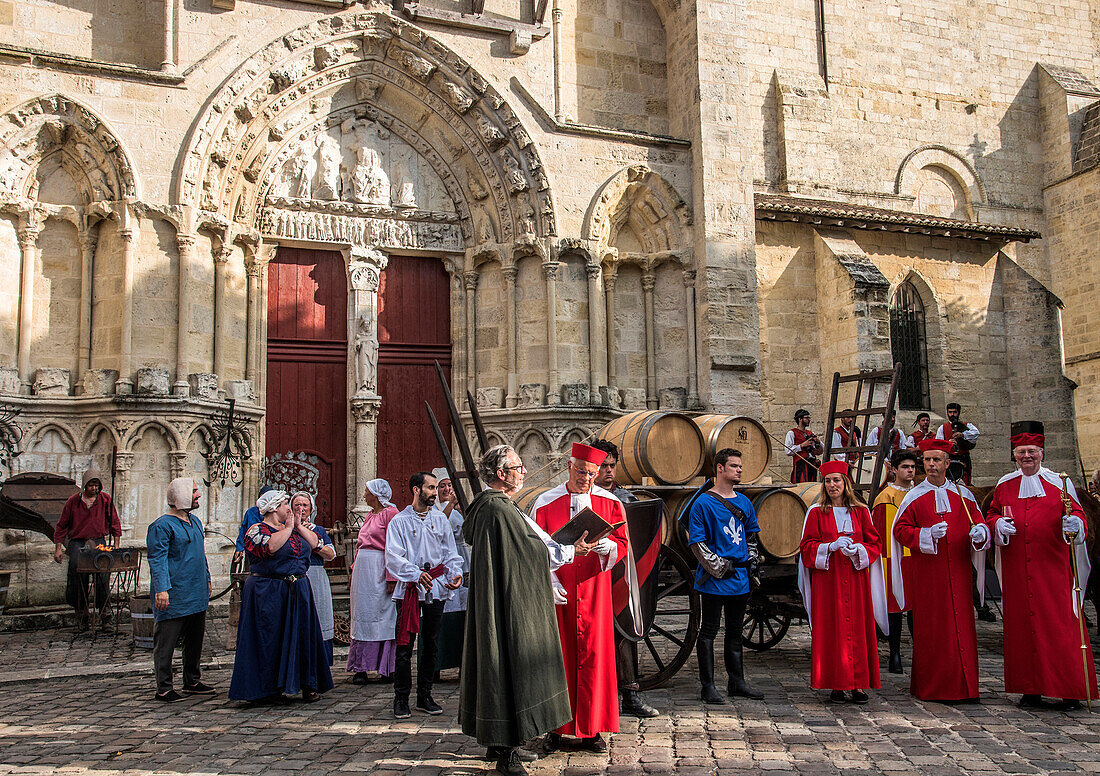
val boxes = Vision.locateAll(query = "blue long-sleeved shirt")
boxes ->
[687,491,759,596]
[146,512,210,622]
[235,506,262,552]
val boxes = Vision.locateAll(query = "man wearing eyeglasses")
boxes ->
[530,442,629,754]
[985,420,1096,710]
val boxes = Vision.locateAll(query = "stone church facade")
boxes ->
[0,0,1095,603]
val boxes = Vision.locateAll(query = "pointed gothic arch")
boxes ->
[0,94,139,206]
[175,10,555,251]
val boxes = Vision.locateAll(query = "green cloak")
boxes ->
[459,488,572,747]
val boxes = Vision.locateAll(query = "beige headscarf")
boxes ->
[166,478,195,510]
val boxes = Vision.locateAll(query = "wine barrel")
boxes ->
[786,482,822,510]
[130,594,155,650]
[598,411,706,486]
[692,415,772,484]
[512,485,554,516]
[750,488,808,561]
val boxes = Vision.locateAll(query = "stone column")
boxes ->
[350,398,382,514]
[174,232,197,395]
[543,260,560,404]
[115,219,138,395]
[348,247,387,514]
[464,271,478,395]
[113,452,135,536]
[444,257,466,399]
[604,262,618,391]
[503,264,519,408]
[15,218,40,391]
[683,268,699,407]
[642,272,657,409]
[244,244,275,387]
[162,0,176,73]
[212,243,231,385]
[586,262,607,394]
[76,228,97,382]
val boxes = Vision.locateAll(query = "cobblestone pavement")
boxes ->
[1,607,1098,776]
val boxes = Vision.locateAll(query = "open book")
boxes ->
[551,506,625,546]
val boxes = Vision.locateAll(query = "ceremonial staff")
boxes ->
[947,476,977,526]
[1058,472,1092,712]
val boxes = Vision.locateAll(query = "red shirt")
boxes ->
[54,492,121,544]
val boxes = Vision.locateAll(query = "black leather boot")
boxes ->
[888,612,903,674]
[620,688,660,718]
[725,638,764,700]
[696,638,724,704]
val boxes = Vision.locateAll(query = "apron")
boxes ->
[350,547,397,642]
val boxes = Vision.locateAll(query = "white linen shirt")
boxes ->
[385,505,465,602]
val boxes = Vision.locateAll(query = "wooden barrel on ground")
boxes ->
[749,488,808,561]
[598,411,706,486]
[512,485,555,516]
[129,594,154,649]
[692,415,772,484]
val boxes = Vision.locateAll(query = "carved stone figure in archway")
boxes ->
[316,135,342,201]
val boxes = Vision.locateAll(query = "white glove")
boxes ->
[969,524,988,545]
[929,521,948,540]
[1063,516,1085,543]
[994,517,1016,544]
[552,579,568,605]
[828,536,854,552]
[594,537,614,556]
[840,542,859,557]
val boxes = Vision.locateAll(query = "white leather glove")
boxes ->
[1063,516,1085,543]
[840,541,859,557]
[594,537,614,556]
[994,517,1016,544]
[969,523,989,547]
[828,536,854,552]
[929,521,948,540]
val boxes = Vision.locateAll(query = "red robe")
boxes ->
[871,485,912,613]
[532,484,628,738]
[986,470,1097,700]
[891,481,987,701]
[798,505,884,691]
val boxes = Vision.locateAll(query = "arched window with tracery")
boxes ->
[890,282,930,410]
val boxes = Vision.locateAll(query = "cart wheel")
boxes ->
[742,594,791,651]
[635,546,701,690]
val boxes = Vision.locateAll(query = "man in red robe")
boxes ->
[891,438,990,702]
[871,449,918,674]
[986,421,1097,710]
[531,442,629,753]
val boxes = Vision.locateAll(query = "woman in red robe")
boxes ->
[798,460,887,703]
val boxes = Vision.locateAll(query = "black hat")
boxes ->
[795,408,810,421]
[946,402,961,412]
[1010,420,1044,437]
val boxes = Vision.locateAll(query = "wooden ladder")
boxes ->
[822,363,902,505]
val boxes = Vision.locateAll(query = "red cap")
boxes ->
[819,460,850,478]
[919,438,952,454]
[571,442,609,466]
[1011,432,1044,449]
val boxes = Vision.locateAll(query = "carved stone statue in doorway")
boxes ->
[354,308,379,395]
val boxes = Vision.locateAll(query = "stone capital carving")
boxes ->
[542,261,560,281]
[502,265,518,283]
[113,452,135,474]
[682,269,697,285]
[586,263,601,280]
[78,230,98,254]
[16,225,39,250]
[176,232,197,251]
[214,244,232,265]
[350,397,382,422]
[464,271,480,291]
[168,450,189,479]
[641,273,656,292]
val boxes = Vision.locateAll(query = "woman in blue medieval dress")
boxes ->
[229,489,334,704]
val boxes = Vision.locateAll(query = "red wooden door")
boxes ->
[265,248,348,528]
[376,256,452,499]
